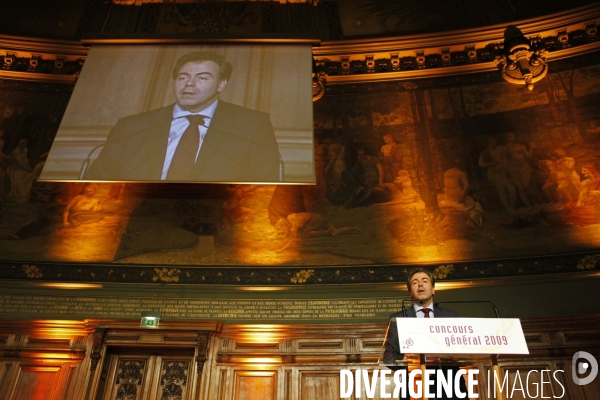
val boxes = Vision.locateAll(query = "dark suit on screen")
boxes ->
[84,100,281,182]
[383,304,466,400]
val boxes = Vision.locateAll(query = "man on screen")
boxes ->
[383,267,466,400]
[84,51,281,182]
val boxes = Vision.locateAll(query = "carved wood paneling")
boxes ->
[98,353,197,400]
[0,364,12,390]
[0,317,596,399]
[232,371,276,400]
[10,366,64,400]
[105,357,148,400]
[217,369,228,400]
[560,360,600,400]
[299,371,340,400]
[578,377,600,400]
[156,359,191,400]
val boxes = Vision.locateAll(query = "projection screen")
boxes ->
[40,44,315,184]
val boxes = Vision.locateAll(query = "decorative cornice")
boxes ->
[110,0,315,4]
[0,34,87,83]
[1,4,598,86]
[0,251,599,286]
[0,34,89,57]
[313,3,600,84]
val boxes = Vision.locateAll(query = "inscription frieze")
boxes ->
[0,295,411,321]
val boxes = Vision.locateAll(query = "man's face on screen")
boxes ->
[174,61,227,113]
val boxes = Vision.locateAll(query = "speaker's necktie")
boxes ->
[421,308,431,318]
[166,115,206,180]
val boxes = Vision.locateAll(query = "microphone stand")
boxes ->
[401,298,413,317]
[78,143,106,179]
[279,153,284,182]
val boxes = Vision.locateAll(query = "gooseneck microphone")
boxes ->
[78,143,106,179]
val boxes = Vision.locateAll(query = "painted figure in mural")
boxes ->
[62,183,109,228]
[1,184,114,240]
[0,139,7,226]
[0,195,4,228]
[394,170,419,203]
[545,164,600,227]
[220,184,254,232]
[84,51,280,182]
[324,137,346,190]
[275,212,362,252]
[267,185,307,228]
[576,167,596,209]
[380,134,404,182]
[443,158,469,204]
[478,136,517,215]
[339,148,386,210]
[6,139,35,203]
[586,121,600,141]
[383,267,466,400]
[553,149,581,204]
[373,169,421,206]
[441,158,483,228]
[505,133,540,208]
[0,139,11,196]
[540,159,559,205]
[313,137,328,200]
[0,108,20,151]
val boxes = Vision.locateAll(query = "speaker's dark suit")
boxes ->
[84,101,281,182]
[383,304,465,400]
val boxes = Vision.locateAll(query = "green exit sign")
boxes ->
[140,317,159,327]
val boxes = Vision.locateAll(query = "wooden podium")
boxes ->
[380,317,530,400]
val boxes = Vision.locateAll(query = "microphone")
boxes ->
[79,143,106,179]
[400,298,428,317]
[279,153,284,182]
[401,298,412,317]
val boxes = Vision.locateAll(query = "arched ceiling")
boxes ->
[0,0,599,41]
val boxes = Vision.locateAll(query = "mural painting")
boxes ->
[1,64,600,268]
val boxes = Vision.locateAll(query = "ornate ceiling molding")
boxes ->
[111,0,316,4]
[312,3,600,85]
[0,251,599,286]
[0,34,88,84]
[1,3,598,86]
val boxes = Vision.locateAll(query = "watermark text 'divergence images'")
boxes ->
[340,352,597,399]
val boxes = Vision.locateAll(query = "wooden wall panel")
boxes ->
[0,317,598,400]
[579,382,600,400]
[233,371,276,400]
[101,356,151,400]
[151,357,194,400]
[10,366,63,400]
[299,372,340,400]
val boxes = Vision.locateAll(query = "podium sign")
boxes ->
[395,317,529,355]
